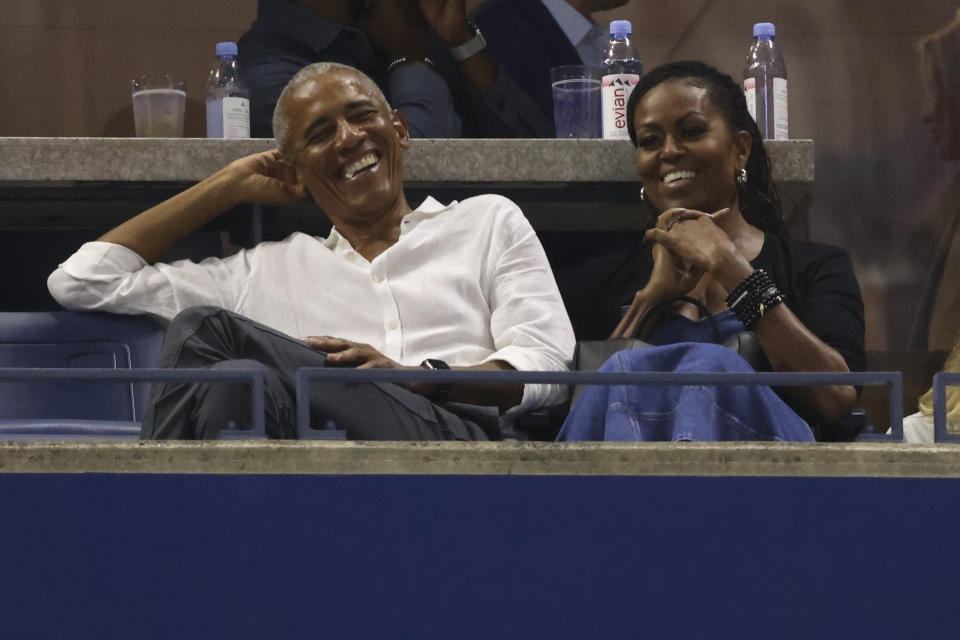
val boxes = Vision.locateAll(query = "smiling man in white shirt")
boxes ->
[48,62,575,440]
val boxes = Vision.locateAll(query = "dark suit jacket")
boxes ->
[473,0,583,127]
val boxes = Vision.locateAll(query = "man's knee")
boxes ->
[161,305,242,362]
[195,358,295,438]
[166,305,234,339]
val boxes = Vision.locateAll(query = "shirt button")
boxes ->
[346,252,356,262]
[387,320,398,330]
[374,274,385,283]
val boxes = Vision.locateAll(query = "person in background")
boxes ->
[903,343,960,443]
[901,8,960,443]
[556,61,865,442]
[48,62,574,440]
[239,0,550,139]
[472,0,630,126]
[908,7,960,352]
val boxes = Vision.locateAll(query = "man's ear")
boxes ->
[391,109,411,150]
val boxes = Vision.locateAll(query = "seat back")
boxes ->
[0,311,164,421]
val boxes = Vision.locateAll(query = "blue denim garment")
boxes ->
[558,311,813,442]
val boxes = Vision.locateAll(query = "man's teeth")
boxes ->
[662,170,696,184]
[344,154,378,179]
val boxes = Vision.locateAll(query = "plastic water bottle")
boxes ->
[743,22,788,140]
[206,42,250,139]
[601,20,643,140]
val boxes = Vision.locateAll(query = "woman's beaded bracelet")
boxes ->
[725,268,785,330]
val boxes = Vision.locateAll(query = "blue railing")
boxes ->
[0,366,916,441]
[295,368,904,440]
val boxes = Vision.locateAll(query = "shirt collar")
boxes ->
[323,196,453,253]
[541,0,596,48]
[256,0,353,51]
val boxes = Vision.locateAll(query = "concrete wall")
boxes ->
[0,0,955,350]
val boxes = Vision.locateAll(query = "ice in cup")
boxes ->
[550,65,602,139]
[131,75,186,137]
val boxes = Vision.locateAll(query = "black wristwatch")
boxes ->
[420,358,453,404]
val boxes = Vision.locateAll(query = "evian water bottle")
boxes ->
[743,22,788,140]
[601,20,643,140]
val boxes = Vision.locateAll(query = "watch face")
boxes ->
[423,358,450,370]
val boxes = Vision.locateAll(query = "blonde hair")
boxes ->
[916,10,960,432]
[918,338,960,430]
[919,8,960,99]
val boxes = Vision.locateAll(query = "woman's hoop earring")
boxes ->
[736,168,748,185]
[640,186,646,202]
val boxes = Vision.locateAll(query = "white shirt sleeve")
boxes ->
[901,411,935,444]
[479,204,576,411]
[47,241,251,322]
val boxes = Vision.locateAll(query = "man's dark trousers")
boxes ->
[139,306,493,441]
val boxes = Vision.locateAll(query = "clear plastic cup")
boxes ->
[550,65,602,138]
[131,75,186,138]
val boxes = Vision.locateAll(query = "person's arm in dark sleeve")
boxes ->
[792,246,867,374]
[420,0,552,137]
[243,53,307,138]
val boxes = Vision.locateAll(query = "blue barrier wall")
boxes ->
[2,474,958,638]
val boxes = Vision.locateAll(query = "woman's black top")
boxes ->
[557,232,866,373]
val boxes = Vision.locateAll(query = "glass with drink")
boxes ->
[550,65,602,138]
[131,75,186,137]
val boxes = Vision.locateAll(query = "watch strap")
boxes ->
[420,359,453,403]
[448,22,487,62]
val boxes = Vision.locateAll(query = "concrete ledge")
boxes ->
[0,137,813,184]
[0,440,958,478]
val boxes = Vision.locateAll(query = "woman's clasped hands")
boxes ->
[644,206,735,298]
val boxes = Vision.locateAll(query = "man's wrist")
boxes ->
[420,358,452,403]
[446,22,487,62]
[206,167,244,210]
[440,22,474,47]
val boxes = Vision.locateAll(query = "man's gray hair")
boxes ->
[272,62,391,157]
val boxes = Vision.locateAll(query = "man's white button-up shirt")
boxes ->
[48,194,576,412]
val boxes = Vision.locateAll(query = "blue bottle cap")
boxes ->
[609,20,632,37]
[753,22,776,38]
[215,41,238,57]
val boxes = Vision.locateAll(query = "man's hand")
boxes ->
[304,335,447,398]
[215,150,304,207]
[97,150,302,264]
[304,336,407,369]
[418,0,472,45]
[358,0,430,60]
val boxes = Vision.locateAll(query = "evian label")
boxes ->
[772,77,788,139]
[743,77,757,121]
[601,73,640,139]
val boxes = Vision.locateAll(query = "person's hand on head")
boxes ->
[358,0,430,61]
[220,150,304,206]
[418,0,472,46]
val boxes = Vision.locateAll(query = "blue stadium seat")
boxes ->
[0,311,164,438]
